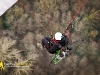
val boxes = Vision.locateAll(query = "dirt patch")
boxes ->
[22,32,35,51]
[79,56,88,67]
[35,33,44,42]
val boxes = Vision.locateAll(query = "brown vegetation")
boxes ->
[0,0,100,75]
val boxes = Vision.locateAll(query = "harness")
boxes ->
[51,37,59,44]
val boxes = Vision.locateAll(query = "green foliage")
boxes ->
[2,21,10,29]
[1,13,10,29]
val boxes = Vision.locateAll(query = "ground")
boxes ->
[0,0,100,75]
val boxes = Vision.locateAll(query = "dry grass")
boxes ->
[38,0,62,13]
[22,32,34,50]
[89,29,99,39]
[10,47,38,75]
[11,67,32,75]
[12,5,24,18]
[79,56,88,67]
[0,36,38,75]
[0,0,99,75]
[0,37,21,62]
[35,33,44,42]
[11,58,33,75]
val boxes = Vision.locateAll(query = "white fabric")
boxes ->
[57,51,66,60]
[54,32,62,40]
[0,0,18,16]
